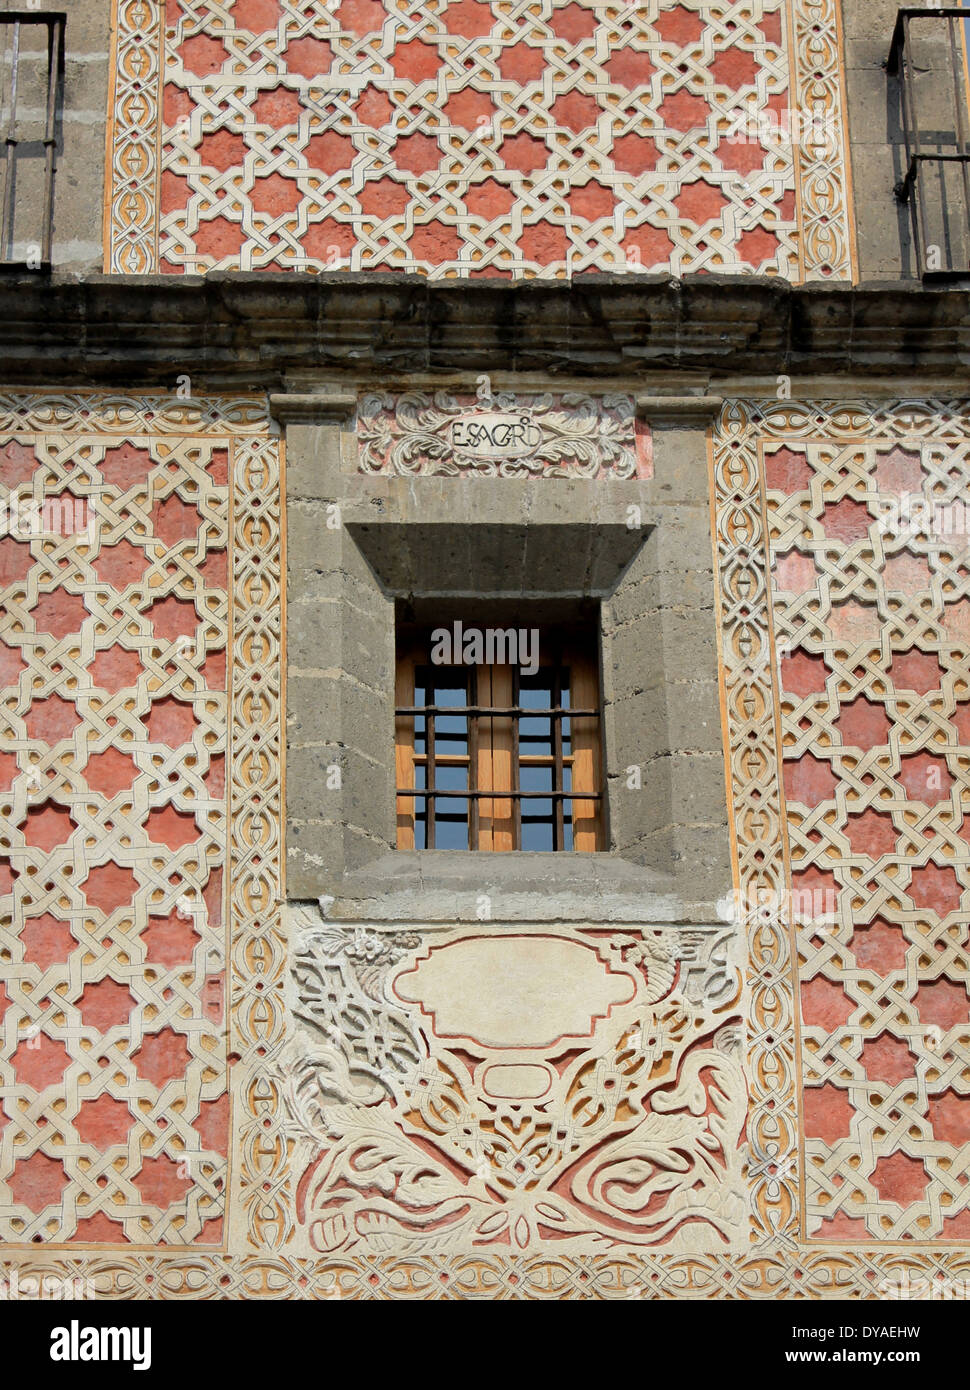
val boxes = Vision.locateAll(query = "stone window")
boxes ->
[395,621,603,851]
[280,389,732,923]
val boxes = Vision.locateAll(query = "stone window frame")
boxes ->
[278,387,732,926]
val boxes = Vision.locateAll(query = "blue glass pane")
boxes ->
[521,820,554,851]
[437,765,468,792]
[434,816,468,849]
[433,682,467,706]
[521,765,554,793]
[435,713,467,754]
[520,715,552,750]
[520,681,552,708]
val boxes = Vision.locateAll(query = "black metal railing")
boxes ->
[0,11,65,270]
[889,6,970,277]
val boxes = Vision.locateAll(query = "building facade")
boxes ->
[1,0,970,1299]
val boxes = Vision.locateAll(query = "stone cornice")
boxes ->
[268,391,357,424]
[0,272,968,388]
[636,394,725,421]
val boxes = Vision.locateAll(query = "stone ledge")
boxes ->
[636,393,725,420]
[297,850,727,924]
[0,272,968,385]
[268,391,357,423]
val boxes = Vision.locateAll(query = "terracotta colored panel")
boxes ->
[25,694,81,743]
[100,442,153,489]
[549,91,600,134]
[907,862,963,917]
[780,648,829,698]
[89,646,144,694]
[549,1,597,42]
[800,976,854,1029]
[820,497,872,544]
[0,438,38,486]
[142,908,201,968]
[13,1034,71,1090]
[8,1153,70,1212]
[92,539,152,590]
[81,863,140,916]
[389,39,440,81]
[0,537,34,585]
[282,35,333,79]
[0,749,19,791]
[913,978,968,1031]
[897,754,952,806]
[709,43,759,89]
[653,5,705,47]
[177,33,229,76]
[20,914,75,971]
[497,44,544,84]
[445,0,494,37]
[889,650,943,696]
[133,1154,186,1208]
[0,642,26,687]
[31,590,88,639]
[803,1083,853,1141]
[336,0,386,36]
[147,597,198,643]
[84,748,139,798]
[928,1090,970,1145]
[132,1028,193,1087]
[304,131,358,175]
[844,808,897,858]
[195,1093,230,1153]
[152,494,201,548]
[74,1094,137,1148]
[23,803,76,851]
[231,0,280,34]
[77,978,136,1031]
[860,1033,915,1088]
[849,918,908,974]
[871,1152,929,1206]
[145,804,201,851]
[676,179,730,225]
[782,752,838,808]
[836,697,892,749]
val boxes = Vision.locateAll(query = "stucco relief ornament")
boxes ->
[356,390,642,479]
[281,915,748,1256]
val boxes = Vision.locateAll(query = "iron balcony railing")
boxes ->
[889,6,970,278]
[0,11,65,270]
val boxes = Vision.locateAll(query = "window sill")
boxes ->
[305,849,725,925]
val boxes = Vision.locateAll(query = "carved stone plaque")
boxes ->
[449,412,543,460]
[282,914,748,1257]
[357,390,652,479]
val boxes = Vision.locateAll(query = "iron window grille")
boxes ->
[0,11,65,270]
[395,633,603,852]
[889,6,970,277]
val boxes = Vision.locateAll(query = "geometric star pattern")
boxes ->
[7,393,970,1296]
[765,430,970,1241]
[95,0,857,279]
[159,0,797,277]
[0,424,230,1244]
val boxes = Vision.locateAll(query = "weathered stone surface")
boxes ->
[0,275,968,385]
